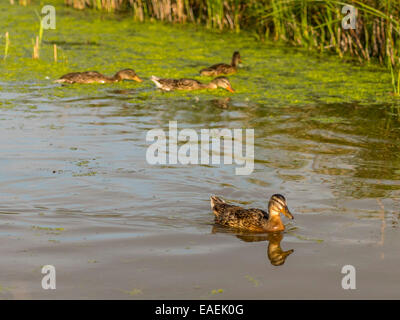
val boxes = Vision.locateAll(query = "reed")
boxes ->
[18,1,400,95]
[19,0,30,5]
[34,9,44,44]
[259,0,400,95]
[32,35,39,59]
[54,44,58,63]
[4,32,9,61]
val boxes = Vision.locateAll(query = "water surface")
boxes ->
[1,2,400,299]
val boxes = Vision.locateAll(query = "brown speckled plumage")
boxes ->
[151,76,234,92]
[200,51,241,76]
[55,69,142,84]
[210,194,293,232]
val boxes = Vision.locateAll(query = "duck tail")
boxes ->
[151,75,163,89]
[54,79,66,83]
[210,195,225,210]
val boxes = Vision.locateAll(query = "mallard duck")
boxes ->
[267,233,294,266]
[55,69,142,84]
[210,194,294,232]
[200,51,242,76]
[150,76,234,93]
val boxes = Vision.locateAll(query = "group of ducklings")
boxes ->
[55,51,240,93]
[56,51,294,233]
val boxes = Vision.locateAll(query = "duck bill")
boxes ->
[226,86,235,93]
[283,206,294,220]
[133,75,143,82]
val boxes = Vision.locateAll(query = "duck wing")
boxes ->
[55,72,82,83]
[175,78,203,90]
[56,71,105,83]
[200,63,234,76]
[77,71,108,83]
[213,203,268,230]
[81,71,104,77]
[209,63,231,70]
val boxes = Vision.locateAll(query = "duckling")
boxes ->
[55,69,142,84]
[150,76,234,93]
[200,51,242,76]
[210,194,293,232]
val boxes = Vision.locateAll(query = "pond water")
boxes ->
[1,2,400,299]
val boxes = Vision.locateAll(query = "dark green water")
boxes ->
[1,2,400,299]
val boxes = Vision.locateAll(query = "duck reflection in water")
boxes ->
[265,233,294,266]
[211,225,294,266]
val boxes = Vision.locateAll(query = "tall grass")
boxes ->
[256,0,400,94]
[4,32,9,61]
[21,0,400,94]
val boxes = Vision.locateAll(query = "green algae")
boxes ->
[76,160,90,167]
[0,0,399,108]
[0,285,10,294]
[288,232,324,243]
[210,288,224,294]
[124,288,142,296]
[31,226,65,232]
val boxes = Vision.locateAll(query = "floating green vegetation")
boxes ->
[245,275,260,287]
[73,171,97,177]
[2,1,400,108]
[124,288,143,296]
[308,116,345,124]
[76,160,90,167]
[32,226,65,232]
[62,0,400,95]
[289,232,324,243]
[0,101,15,109]
[210,288,224,294]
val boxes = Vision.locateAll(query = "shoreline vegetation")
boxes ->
[11,0,400,95]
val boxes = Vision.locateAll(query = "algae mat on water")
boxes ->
[0,1,399,108]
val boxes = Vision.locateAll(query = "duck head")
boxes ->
[115,69,143,82]
[210,76,235,93]
[261,194,293,232]
[268,194,294,220]
[231,51,242,66]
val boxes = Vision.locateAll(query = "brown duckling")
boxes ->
[55,69,142,84]
[210,194,294,232]
[200,51,241,76]
[150,76,234,93]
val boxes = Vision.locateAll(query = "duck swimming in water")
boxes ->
[55,69,142,84]
[150,76,234,92]
[210,194,294,232]
[200,51,242,77]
